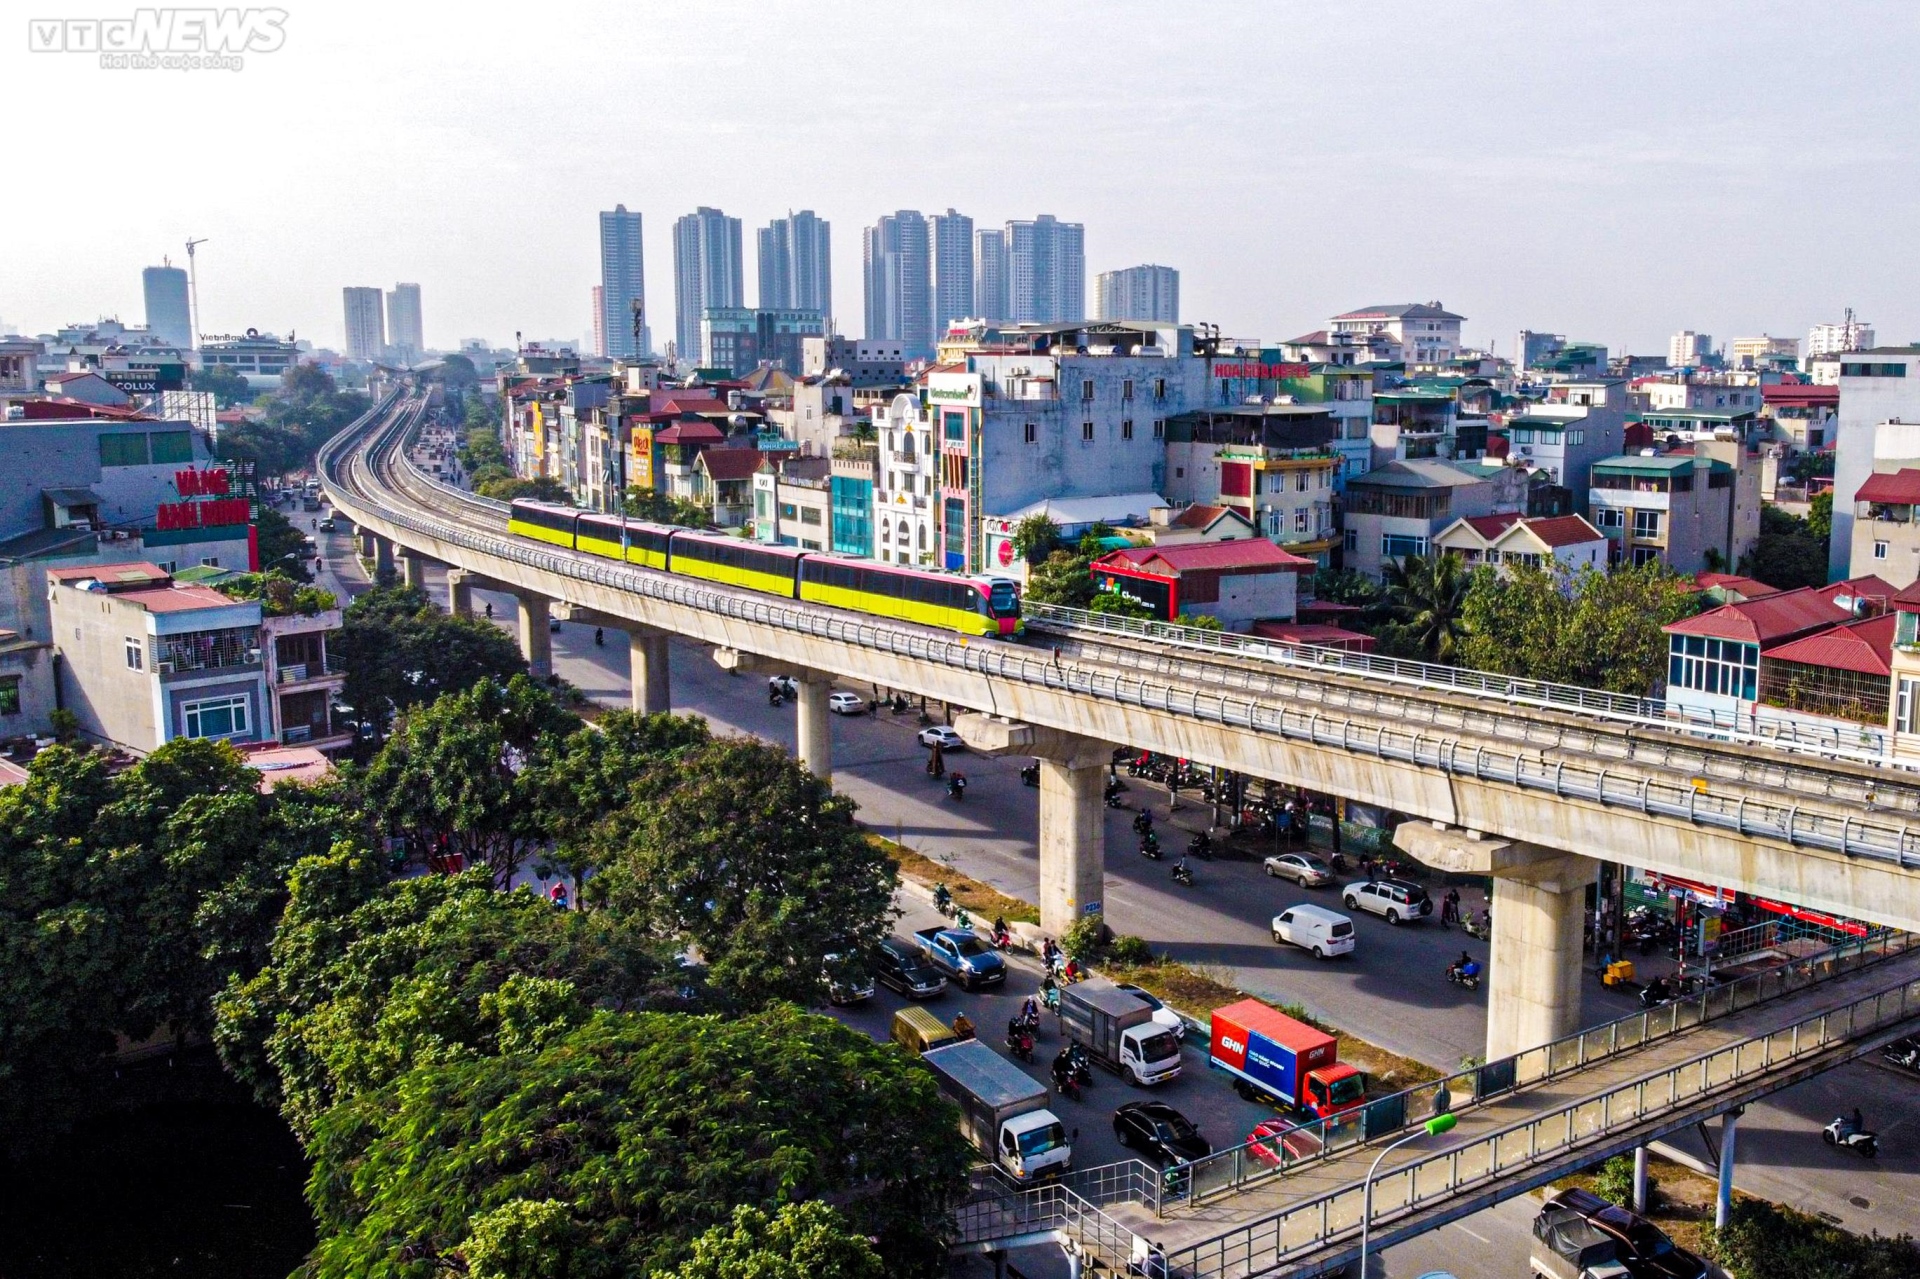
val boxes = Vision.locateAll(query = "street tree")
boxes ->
[524,710,714,871]
[1381,551,1472,661]
[588,737,898,1008]
[332,585,526,742]
[661,1203,887,1279]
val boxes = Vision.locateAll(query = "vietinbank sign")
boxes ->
[924,371,980,407]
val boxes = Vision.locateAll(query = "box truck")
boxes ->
[1209,999,1365,1118]
[923,1040,1072,1181]
[1059,978,1183,1085]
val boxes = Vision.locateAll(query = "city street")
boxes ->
[309,527,1920,1269]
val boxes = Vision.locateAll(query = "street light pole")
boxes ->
[1358,1113,1457,1278]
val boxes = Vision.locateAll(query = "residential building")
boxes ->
[757,210,831,316]
[260,606,351,750]
[1006,215,1085,324]
[828,430,877,558]
[44,370,133,408]
[143,265,192,349]
[1096,265,1179,324]
[1143,503,1256,546]
[1886,585,1920,765]
[1328,302,1464,366]
[673,208,745,365]
[974,228,1009,323]
[1533,344,1610,379]
[800,335,908,388]
[599,205,650,359]
[1830,348,1920,580]
[48,563,270,752]
[1849,468,1920,588]
[386,283,424,363]
[1160,406,1340,564]
[1643,374,1761,415]
[1729,335,1799,370]
[1668,330,1712,369]
[1587,441,1760,573]
[872,390,938,567]
[1433,512,1608,574]
[690,446,761,528]
[342,286,386,361]
[751,454,831,550]
[1488,398,1626,515]
[1759,383,1838,451]
[700,307,825,377]
[1663,587,1853,730]
[1515,330,1565,372]
[1809,318,1874,360]
[1207,356,1374,486]
[0,337,42,396]
[863,211,933,359]
[1091,539,1312,629]
[936,320,1211,573]
[932,210,975,338]
[199,330,299,386]
[1341,458,1527,580]
[0,628,56,739]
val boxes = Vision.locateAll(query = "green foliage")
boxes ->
[253,504,315,583]
[625,487,716,528]
[436,353,479,389]
[362,676,579,885]
[213,858,676,1136]
[1708,1198,1920,1279]
[1089,589,1155,620]
[333,585,526,742]
[1026,548,1096,607]
[1807,489,1833,541]
[1789,451,1835,483]
[461,423,509,473]
[1109,934,1154,965]
[478,474,573,503]
[1010,513,1062,565]
[1180,610,1225,631]
[523,710,715,872]
[588,737,899,1008]
[1061,913,1108,958]
[1741,504,1830,590]
[1455,561,1698,694]
[661,1203,887,1279]
[215,362,370,479]
[1592,1155,1645,1208]
[300,1005,969,1278]
[1381,552,1472,661]
[0,740,361,1150]
[1313,567,1385,610]
[215,568,336,616]
[189,362,255,407]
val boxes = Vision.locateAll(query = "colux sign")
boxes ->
[1212,361,1311,381]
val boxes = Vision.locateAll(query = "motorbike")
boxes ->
[1105,791,1128,809]
[1020,762,1040,788]
[946,775,968,802]
[954,907,973,932]
[1171,861,1194,887]
[932,883,954,917]
[1328,851,1351,875]
[1882,1036,1920,1074]
[1824,1116,1879,1158]
[891,694,909,714]
[1446,961,1481,991]
[989,923,1014,950]
[1464,910,1493,941]
[1007,1024,1036,1063]
[1052,1057,1082,1101]
[1188,832,1214,861]
[1139,833,1163,861]
[1132,811,1155,837]
[593,627,604,647]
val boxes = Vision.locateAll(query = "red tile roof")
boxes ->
[1664,587,1851,646]
[47,561,170,586]
[1854,470,1920,505]
[652,420,725,444]
[1817,575,1900,609]
[1249,621,1377,651]
[1522,515,1608,548]
[695,447,763,481]
[1099,540,1314,575]
[1462,513,1523,539]
[1762,612,1896,677]
[1694,572,1780,600]
[117,585,251,613]
[1761,384,1838,408]
[1168,504,1250,530]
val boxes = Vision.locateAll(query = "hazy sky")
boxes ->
[6,1,1918,357]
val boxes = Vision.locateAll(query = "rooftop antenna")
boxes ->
[184,238,209,346]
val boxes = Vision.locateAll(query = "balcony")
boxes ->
[275,661,341,686]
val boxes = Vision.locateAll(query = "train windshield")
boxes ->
[988,581,1021,617]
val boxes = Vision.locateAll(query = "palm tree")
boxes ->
[1381,552,1471,662]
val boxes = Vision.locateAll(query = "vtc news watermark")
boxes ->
[28,9,287,71]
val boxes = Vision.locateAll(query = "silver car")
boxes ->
[1263,852,1334,887]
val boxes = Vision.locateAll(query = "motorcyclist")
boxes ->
[952,1012,975,1041]
[1052,1047,1075,1091]
[991,915,1011,947]
[1450,951,1480,982]
[1172,856,1192,884]
[933,883,953,914]
[593,626,604,646]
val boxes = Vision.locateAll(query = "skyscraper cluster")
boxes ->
[339,282,425,362]
[599,205,648,359]
[758,211,832,315]
[673,208,744,362]
[862,210,1086,358]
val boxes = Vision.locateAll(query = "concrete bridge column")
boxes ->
[1395,823,1597,1060]
[400,549,429,590]
[1716,1107,1743,1230]
[446,569,476,618]
[516,593,552,678]
[357,529,375,559]
[957,714,1110,935]
[794,673,833,781]
[629,627,671,715]
[371,534,395,580]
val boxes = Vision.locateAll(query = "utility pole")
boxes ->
[184,237,209,348]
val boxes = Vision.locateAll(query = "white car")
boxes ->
[918,725,965,750]
[1270,904,1356,959]
[828,691,866,715]
[1341,878,1434,925]
[1116,983,1187,1041]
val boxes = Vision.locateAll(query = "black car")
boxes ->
[1545,1189,1708,1279]
[1113,1101,1212,1165]
[872,938,948,999]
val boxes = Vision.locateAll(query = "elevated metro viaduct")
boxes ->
[325,393,1920,1059]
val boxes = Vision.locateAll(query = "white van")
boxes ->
[1270,903,1356,959]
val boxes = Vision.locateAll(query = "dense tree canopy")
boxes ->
[625,487,717,528]
[215,567,334,616]
[216,362,370,480]
[1454,561,1700,694]
[299,1004,969,1278]
[660,1204,887,1279]
[254,505,316,582]
[523,709,714,872]
[1740,503,1829,591]
[332,585,527,742]
[1381,552,1473,661]
[0,740,363,1150]
[587,738,899,1008]
[478,474,573,503]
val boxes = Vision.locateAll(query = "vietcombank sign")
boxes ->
[924,372,980,407]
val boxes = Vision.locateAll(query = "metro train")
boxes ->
[507,498,1023,637]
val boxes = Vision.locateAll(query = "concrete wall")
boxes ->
[0,418,214,541]
[1832,355,1920,579]
[0,639,57,738]
[51,587,163,750]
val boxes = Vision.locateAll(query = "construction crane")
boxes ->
[185,237,208,347]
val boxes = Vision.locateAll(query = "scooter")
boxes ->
[932,883,954,917]
[1171,861,1194,887]
[1052,1057,1082,1102]
[1020,762,1040,788]
[1007,1024,1036,1063]
[1464,911,1493,941]
[1139,832,1163,860]
[1105,788,1128,809]
[1188,831,1214,861]
[1824,1116,1879,1158]
[946,775,968,802]
[1446,961,1481,991]
[1132,811,1155,837]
